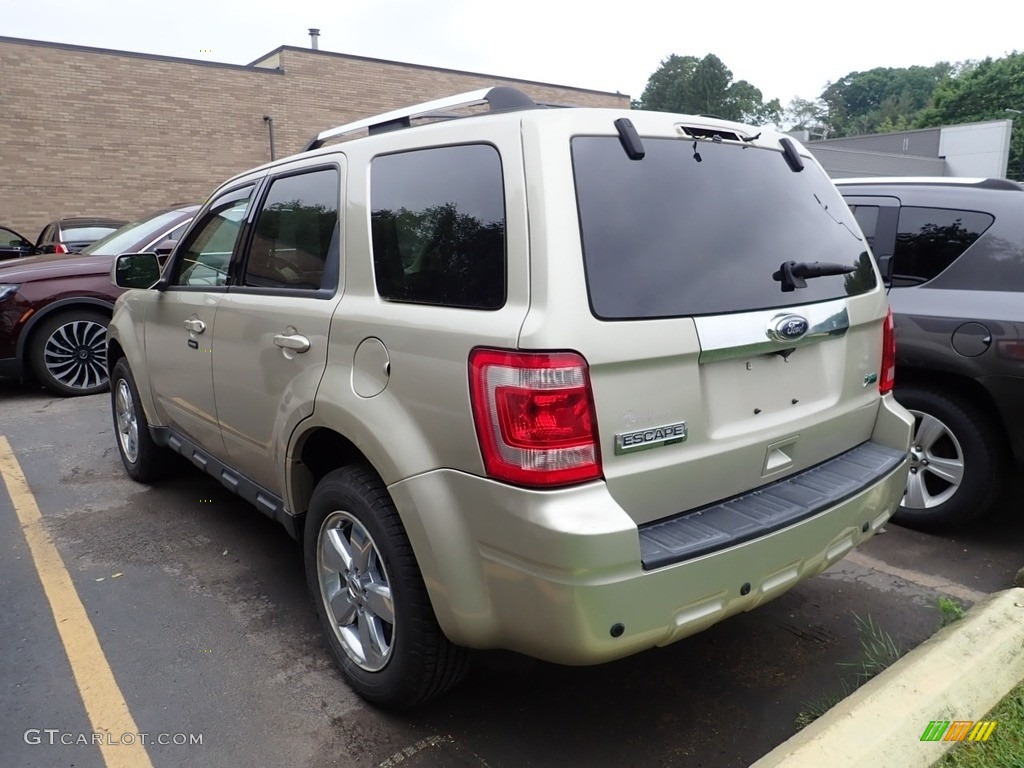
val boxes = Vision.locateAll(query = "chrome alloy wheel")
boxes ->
[43,319,108,391]
[114,378,139,464]
[318,510,395,671]
[903,409,966,510]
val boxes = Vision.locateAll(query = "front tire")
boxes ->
[110,358,168,483]
[29,310,110,396]
[304,464,467,708]
[894,385,1006,529]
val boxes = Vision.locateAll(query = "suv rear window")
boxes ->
[892,206,994,285]
[572,137,876,319]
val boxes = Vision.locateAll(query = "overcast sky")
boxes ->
[4,0,1021,109]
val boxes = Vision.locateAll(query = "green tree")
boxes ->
[821,63,952,137]
[916,53,1024,180]
[783,97,831,138]
[636,54,782,125]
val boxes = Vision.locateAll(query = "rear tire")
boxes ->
[304,464,468,708]
[29,310,110,396]
[893,385,1005,529]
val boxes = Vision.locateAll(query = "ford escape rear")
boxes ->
[107,87,912,707]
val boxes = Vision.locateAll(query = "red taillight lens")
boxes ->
[53,243,68,254]
[469,348,601,487]
[880,307,896,394]
[997,340,1024,360]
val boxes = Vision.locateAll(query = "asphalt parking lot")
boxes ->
[2,379,1022,768]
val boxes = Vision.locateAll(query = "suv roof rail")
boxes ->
[835,176,1023,191]
[303,86,538,151]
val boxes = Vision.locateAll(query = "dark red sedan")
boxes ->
[0,205,197,396]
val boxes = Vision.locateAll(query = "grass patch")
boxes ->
[795,613,903,728]
[797,597,972,730]
[838,613,903,685]
[938,596,966,627]
[939,681,1024,767]
[794,686,851,730]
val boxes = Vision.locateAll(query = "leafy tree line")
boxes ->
[634,54,782,125]
[635,52,1024,180]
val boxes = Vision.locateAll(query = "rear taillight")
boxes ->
[469,348,601,487]
[880,307,896,394]
[53,243,68,254]
[997,340,1024,360]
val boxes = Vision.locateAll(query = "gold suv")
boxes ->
[107,87,912,708]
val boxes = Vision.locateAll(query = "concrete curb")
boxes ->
[752,587,1024,768]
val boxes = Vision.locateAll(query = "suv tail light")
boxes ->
[997,340,1024,360]
[469,349,602,487]
[54,243,68,254]
[880,307,896,394]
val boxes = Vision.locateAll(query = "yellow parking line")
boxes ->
[0,435,154,768]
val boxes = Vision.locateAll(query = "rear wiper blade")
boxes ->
[772,260,856,292]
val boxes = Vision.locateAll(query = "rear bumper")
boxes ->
[390,397,912,666]
[638,441,905,569]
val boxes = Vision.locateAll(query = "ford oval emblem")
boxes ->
[771,314,810,342]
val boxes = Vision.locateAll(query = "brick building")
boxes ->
[1,36,628,236]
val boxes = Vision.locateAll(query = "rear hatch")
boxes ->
[530,114,887,527]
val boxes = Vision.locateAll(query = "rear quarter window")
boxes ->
[892,206,994,286]
[370,144,506,310]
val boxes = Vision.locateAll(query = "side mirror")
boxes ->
[112,252,162,289]
[153,238,178,256]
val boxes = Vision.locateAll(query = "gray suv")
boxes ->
[108,88,911,707]
[837,177,1024,528]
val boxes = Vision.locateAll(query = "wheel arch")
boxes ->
[287,426,377,538]
[17,297,116,361]
[895,366,1011,455]
[107,336,126,372]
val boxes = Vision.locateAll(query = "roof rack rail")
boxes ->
[303,86,538,151]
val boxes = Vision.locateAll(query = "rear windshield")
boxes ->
[572,137,876,319]
[62,226,121,243]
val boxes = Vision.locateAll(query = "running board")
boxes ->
[151,427,300,539]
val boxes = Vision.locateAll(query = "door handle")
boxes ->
[273,333,311,353]
[184,318,206,334]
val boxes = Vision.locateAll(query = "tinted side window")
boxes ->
[370,144,506,310]
[170,186,253,287]
[850,206,879,249]
[893,206,994,286]
[2,227,27,246]
[244,168,339,291]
